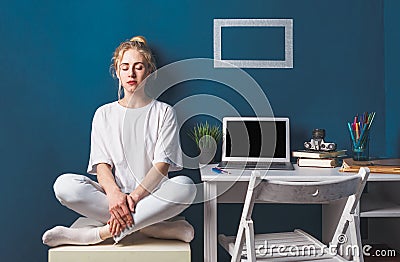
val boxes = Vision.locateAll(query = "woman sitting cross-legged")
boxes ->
[42,36,197,247]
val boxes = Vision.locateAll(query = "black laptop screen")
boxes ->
[225,120,287,158]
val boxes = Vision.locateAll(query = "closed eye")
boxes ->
[120,64,129,71]
[119,62,146,71]
[134,63,145,70]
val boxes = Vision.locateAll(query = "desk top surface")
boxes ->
[200,164,400,182]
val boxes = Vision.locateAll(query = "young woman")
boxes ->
[42,36,197,246]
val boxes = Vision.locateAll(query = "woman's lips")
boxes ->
[127,80,137,85]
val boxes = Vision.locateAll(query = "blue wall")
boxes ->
[0,0,392,261]
[384,0,400,157]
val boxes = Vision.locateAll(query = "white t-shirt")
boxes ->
[87,100,183,193]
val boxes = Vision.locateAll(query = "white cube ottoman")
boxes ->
[48,218,191,262]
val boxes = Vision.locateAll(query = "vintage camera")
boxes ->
[304,129,336,151]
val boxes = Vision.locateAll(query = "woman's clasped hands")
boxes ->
[107,190,141,236]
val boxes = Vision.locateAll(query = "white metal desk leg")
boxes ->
[204,182,218,262]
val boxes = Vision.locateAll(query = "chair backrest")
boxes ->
[254,176,362,204]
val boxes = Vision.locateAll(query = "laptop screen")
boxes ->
[222,117,290,162]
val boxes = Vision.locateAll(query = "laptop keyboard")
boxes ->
[218,161,290,170]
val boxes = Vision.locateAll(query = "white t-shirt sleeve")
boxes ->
[87,109,114,174]
[152,106,183,172]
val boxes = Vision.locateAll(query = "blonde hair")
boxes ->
[110,36,157,99]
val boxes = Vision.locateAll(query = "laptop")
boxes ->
[217,117,294,170]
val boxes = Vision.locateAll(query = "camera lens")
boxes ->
[304,142,311,149]
[312,129,325,140]
[327,143,336,150]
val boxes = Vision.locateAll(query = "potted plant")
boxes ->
[188,121,222,164]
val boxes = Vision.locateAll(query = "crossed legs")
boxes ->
[42,174,197,246]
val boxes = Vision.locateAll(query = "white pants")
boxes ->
[53,174,197,233]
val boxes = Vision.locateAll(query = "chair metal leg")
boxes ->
[348,214,363,262]
[231,221,245,262]
[245,220,256,262]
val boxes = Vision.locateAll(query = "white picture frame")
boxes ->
[213,19,293,68]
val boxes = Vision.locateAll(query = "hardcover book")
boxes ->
[297,158,339,168]
[292,150,347,159]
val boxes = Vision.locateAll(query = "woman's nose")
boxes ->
[129,68,136,77]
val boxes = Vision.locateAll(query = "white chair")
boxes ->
[219,167,370,262]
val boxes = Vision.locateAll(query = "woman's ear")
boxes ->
[116,68,121,80]
[115,59,121,79]
[145,64,152,77]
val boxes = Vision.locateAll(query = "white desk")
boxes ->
[201,164,400,262]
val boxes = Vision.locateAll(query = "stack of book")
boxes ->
[292,150,347,168]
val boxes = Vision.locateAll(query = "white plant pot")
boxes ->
[199,147,216,164]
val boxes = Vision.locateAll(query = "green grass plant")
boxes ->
[188,121,222,149]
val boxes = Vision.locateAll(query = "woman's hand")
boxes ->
[127,192,140,213]
[108,217,122,237]
[107,192,139,237]
[107,190,133,231]
[96,163,134,237]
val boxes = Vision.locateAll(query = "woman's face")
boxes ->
[118,48,149,94]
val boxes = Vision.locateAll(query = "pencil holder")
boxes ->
[351,133,370,161]
[347,112,375,161]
